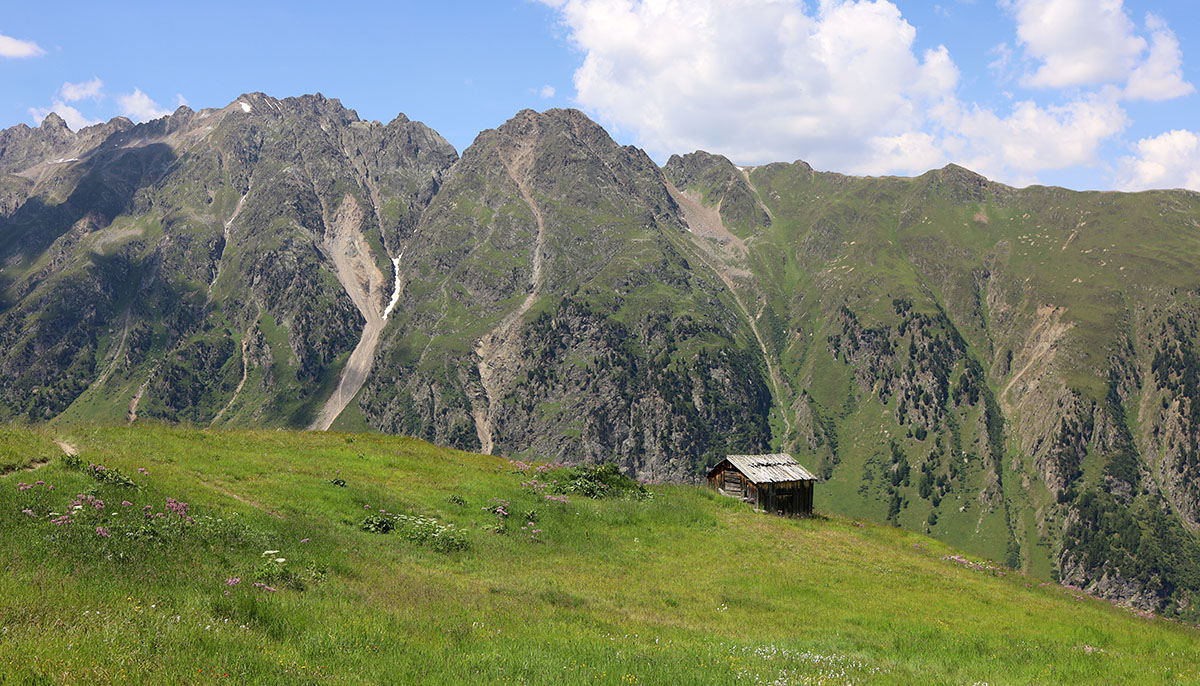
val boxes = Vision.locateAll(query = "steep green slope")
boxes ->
[664,153,1200,617]
[2,425,1198,684]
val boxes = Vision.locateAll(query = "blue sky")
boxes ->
[2,1,1197,191]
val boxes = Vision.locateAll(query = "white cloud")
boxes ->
[1125,13,1194,101]
[1008,0,1145,89]
[540,0,960,173]
[538,0,1136,185]
[1116,130,1200,191]
[117,88,170,122]
[941,89,1128,184]
[538,85,556,98]
[60,77,104,102]
[28,102,101,131]
[175,93,188,108]
[539,0,1193,187]
[1007,1,1193,101]
[0,32,44,58]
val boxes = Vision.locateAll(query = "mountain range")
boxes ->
[3,93,1200,618]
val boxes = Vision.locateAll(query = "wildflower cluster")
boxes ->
[360,506,469,552]
[16,477,259,554]
[251,549,297,589]
[84,463,139,489]
[484,498,510,534]
[14,479,53,516]
[393,514,469,552]
[521,477,554,494]
[519,519,544,542]
[943,554,1006,576]
[719,643,887,684]
[165,497,191,519]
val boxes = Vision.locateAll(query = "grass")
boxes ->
[1,424,1198,684]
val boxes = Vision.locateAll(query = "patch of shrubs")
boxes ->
[360,514,394,534]
[60,453,138,489]
[550,463,648,500]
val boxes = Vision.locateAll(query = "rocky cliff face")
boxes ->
[4,97,1200,616]
[0,94,456,428]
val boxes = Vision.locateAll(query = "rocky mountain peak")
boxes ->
[663,149,771,230]
[38,112,70,133]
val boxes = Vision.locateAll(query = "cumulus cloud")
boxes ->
[60,77,104,102]
[1116,130,1200,191]
[1007,0,1192,100]
[1008,0,1145,89]
[0,32,44,58]
[538,0,1143,185]
[538,85,556,98]
[1125,14,1194,101]
[28,103,101,131]
[941,89,1128,185]
[117,88,170,122]
[540,0,960,173]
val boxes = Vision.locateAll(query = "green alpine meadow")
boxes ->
[2,424,1199,684]
[5,96,1200,619]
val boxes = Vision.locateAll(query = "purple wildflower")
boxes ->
[96,526,111,539]
[300,538,310,544]
[225,577,241,586]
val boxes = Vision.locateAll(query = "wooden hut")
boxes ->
[706,453,817,516]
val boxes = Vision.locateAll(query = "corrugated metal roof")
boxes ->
[718,453,817,483]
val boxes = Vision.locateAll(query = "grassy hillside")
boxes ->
[1,426,1197,684]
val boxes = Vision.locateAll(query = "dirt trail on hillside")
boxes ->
[310,194,392,431]
[666,180,792,442]
[474,137,546,454]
